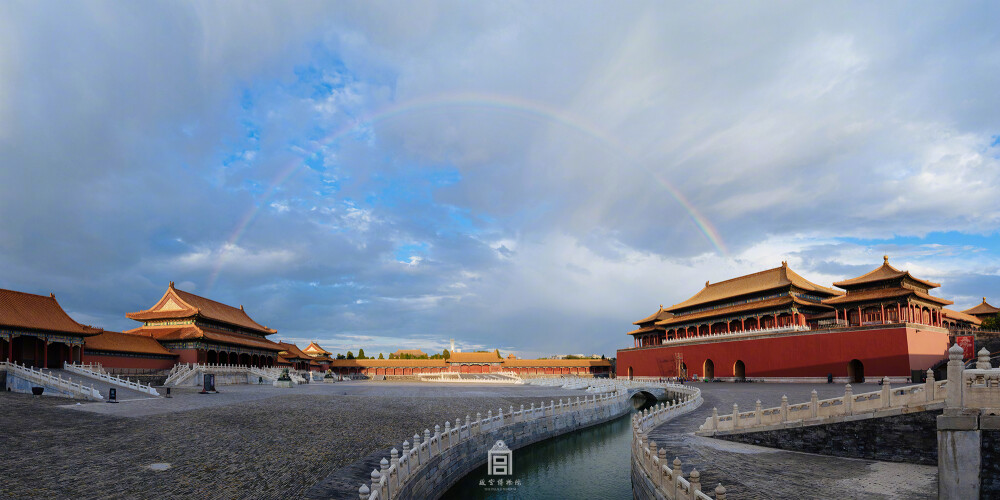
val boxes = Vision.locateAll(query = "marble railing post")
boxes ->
[881,377,891,408]
[369,469,380,499]
[443,422,451,449]
[844,384,853,414]
[433,425,441,455]
[358,484,369,500]
[690,469,702,500]
[711,407,719,430]
[715,484,727,500]
[781,395,789,421]
[755,400,763,425]
[732,404,740,429]
[938,343,979,499]
[810,390,819,418]
[926,370,936,402]
[977,348,991,370]
[379,458,389,498]
[946,343,964,409]
[411,434,421,467]
[671,458,682,499]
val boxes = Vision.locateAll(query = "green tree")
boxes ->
[358,348,366,359]
[495,348,501,358]
[336,353,346,360]
[983,314,1000,331]
[443,349,450,359]
[346,351,354,359]
[378,353,384,359]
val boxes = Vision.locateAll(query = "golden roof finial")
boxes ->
[169,281,175,288]
[883,255,889,264]
[782,260,787,267]
[705,280,710,287]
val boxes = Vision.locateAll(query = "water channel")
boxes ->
[443,398,655,499]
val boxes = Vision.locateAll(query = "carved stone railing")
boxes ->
[631,385,725,499]
[416,371,524,384]
[358,390,629,500]
[697,372,947,435]
[64,362,160,396]
[1,361,103,400]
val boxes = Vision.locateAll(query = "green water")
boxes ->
[442,411,636,500]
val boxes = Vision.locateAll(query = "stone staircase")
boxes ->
[43,369,155,400]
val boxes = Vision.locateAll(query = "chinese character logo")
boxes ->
[488,440,512,476]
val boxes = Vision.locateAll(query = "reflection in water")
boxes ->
[443,406,644,500]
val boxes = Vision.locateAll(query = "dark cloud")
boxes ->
[2,2,999,356]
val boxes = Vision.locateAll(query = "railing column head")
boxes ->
[402,440,410,453]
[672,457,682,474]
[359,484,369,499]
[689,468,701,492]
[755,399,762,411]
[391,448,399,463]
[715,483,727,500]
[978,348,991,369]
[926,369,935,382]
[658,448,666,459]
[370,468,380,492]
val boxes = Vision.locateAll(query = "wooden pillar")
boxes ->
[43,340,48,369]
[7,338,11,362]
[897,303,902,323]
[857,306,862,326]
[881,304,886,324]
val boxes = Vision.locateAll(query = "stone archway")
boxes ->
[734,360,746,381]
[703,359,715,380]
[627,366,633,380]
[848,359,865,383]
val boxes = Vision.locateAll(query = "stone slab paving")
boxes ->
[0,381,584,499]
[646,383,937,499]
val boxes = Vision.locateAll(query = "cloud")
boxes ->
[1,2,999,355]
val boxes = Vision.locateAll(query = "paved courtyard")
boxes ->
[649,382,937,499]
[0,380,939,499]
[0,381,583,499]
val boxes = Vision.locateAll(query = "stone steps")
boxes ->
[42,369,156,401]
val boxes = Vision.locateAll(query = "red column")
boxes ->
[897,303,902,323]
[857,306,862,326]
[725,322,730,333]
[43,340,48,369]
[880,304,886,324]
[7,338,11,362]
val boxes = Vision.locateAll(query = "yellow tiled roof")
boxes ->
[665,263,840,312]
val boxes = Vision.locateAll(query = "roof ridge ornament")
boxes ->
[883,255,889,264]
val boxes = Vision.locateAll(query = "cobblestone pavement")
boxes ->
[647,383,937,499]
[0,381,583,499]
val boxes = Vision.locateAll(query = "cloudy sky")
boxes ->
[2,2,999,357]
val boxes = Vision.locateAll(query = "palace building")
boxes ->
[962,298,1000,322]
[329,352,611,377]
[0,288,102,368]
[125,282,284,367]
[618,258,963,382]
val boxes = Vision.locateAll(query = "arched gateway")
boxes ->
[848,359,865,383]
[703,359,715,380]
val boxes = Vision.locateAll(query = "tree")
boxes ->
[601,354,606,360]
[983,314,1000,331]
[443,349,450,359]
[495,348,501,358]
[358,348,366,359]
[378,353,384,359]
[336,353,346,360]
[346,351,354,359]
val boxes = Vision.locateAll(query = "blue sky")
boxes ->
[1,2,999,357]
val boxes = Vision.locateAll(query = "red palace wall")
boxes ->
[616,326,950,379]
[83,353,177,370]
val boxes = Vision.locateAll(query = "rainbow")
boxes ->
[207,91,728,290]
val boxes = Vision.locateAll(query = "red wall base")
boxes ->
[616,326,950,379]
[83,354,176,370]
